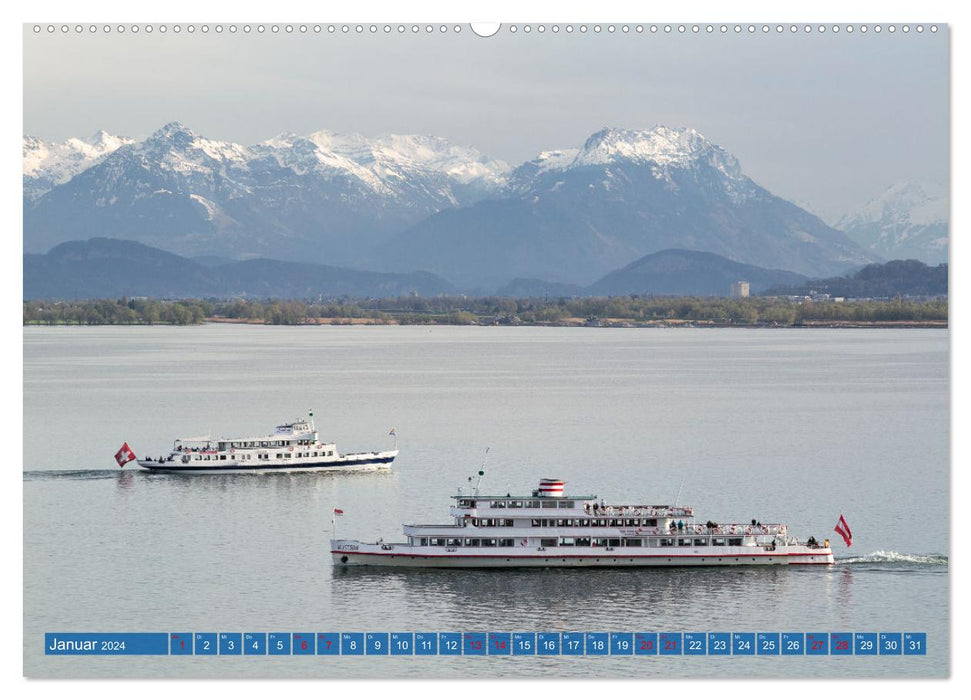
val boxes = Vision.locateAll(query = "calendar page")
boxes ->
[21,4,951,684]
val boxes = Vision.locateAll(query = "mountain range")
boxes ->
[25,122,933,292]
[23,238,454,300]
[23,123,508,266]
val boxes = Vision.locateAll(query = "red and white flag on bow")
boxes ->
[834,514,852,547]
[114,442,136,468]
[333,508,344,516]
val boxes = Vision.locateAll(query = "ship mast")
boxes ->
[473,448,489,496]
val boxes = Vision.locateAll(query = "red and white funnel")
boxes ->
[539,478,565,498]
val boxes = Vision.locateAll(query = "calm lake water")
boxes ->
[23,325,949,678]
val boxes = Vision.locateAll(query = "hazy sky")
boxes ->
[23,24,948,221]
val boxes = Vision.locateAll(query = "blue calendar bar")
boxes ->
[45,633,169,655]
[45,631,930,656]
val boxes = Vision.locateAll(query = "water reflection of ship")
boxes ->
[331,566,794,628]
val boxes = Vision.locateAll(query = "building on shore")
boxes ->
[730,280,750,298]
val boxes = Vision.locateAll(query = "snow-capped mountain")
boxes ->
[23,130,134,202]
[835,182,948,264]
[383,125,875,287]
[24,122,879,289]
[23,122,509,265]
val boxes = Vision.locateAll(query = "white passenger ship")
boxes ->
[136,413,397,473]
[332,478,834,567]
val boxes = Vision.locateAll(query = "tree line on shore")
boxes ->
[23,295,948,326]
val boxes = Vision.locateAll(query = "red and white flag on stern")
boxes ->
[114,442,136,468]
[834,514,852,547]
[333,508,344,516]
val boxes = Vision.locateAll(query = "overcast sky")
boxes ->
[23,24,948,221]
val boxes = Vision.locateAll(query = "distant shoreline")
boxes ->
[23,296,949,328]
[24,317,948,329]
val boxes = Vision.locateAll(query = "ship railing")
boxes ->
[593,506,696,517]
[404,524,465,529]
[674,523,787,536]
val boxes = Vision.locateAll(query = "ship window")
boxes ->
[481,539,497,547]
[712,538,726,546]
[678,538,692,547]
[499,539,514,547]
[729,538,743,546]
[645,519,657,527]
[219,456,226,460]
[276,453,283,459]
[558,501,574,508]
[541,501,557,508]
[503,519,514,527]
[528,501,541,508]
[623,539,642,547]
[447,539,462,547]
[531,519,541,527]
[283,454,290,459]
[610,519,622,527]
[578,519,589,527]
[420,538,428,546]
[693,538,707,547]
[659,538,675,547]
[540,538,557,547]
[464,539,480,547]
[624,519,634,526]
[608,539,621,547]
[594,538,608,547]
[509,501,522,508]
[575,537,591,546]
[459,499,473,508]
[431,538,446,546]
[559,537,575,546]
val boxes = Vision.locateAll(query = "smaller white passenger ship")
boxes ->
[331,478,834,568]
[136,412,397,474]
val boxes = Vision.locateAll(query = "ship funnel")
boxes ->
[538,478,565,498]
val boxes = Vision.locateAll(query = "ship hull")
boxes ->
[331,544,834,568]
